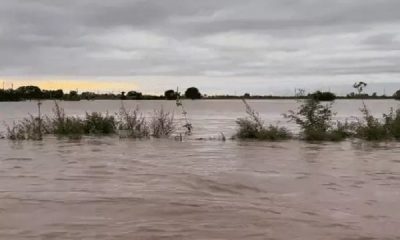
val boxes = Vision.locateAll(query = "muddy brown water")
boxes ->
[1,100,400,239]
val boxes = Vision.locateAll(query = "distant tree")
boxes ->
[185,87,202,100]
[347,92,356,98]
[81,92,96,100]
[67,90,80,101]
[120,91,126,100]
[243,93,251,98]
[0,89,21,101]
[16,86,43,100]
[394,90,400,100]
[164,89,178,100]
[53,89,64,99]
[70,90,78,97]
[309,91,336,101]
[42,89,63,99]
[127,91,143,100]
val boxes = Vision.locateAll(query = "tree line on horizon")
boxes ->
[1,85,400,102]
[0,86,203,101]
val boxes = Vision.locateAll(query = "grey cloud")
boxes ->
[0,0,399,93]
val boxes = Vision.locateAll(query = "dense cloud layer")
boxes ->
[0,0,399,94]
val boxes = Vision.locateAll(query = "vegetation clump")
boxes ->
[349,82,393,141]
[285,98,350,141]
[5,101,47,140]
[150,108,175,138]
[3,101,181,141]
[383,108,400,140]
[49,102,116,136]
[235,99,291,141]
[50,102,85,136]
[6,116,47,140]
[352,103,388,141]
[117,104,150,138]
[83,112,116,135]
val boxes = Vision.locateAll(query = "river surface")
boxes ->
[1,100,400,240]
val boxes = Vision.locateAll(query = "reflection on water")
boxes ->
[1,100,400,239]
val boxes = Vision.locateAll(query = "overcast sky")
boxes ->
[0,0,399,95]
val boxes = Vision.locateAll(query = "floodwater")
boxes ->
[1,100,400,240]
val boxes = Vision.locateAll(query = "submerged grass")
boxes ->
[350,82,400,141]
[353,104,400,141]
[6,118,40,140]
[84,112,116,135]
[353,104,389,141]
[150,107,175,138]
[117,104,150,138]
[50,102,85,137]
[3,101,178,140]
[384,108,400,140]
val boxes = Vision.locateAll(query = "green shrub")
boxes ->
[84,112,116,135]
[53,117,85,136]
[50,102,85,136]
[258,125,292,140]
[235,99,291,141]
[285,98,350,141]
[235,118,260,139]
[383,108,400,140]
[353,103,389,141]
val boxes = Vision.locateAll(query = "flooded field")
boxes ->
[1,100,400,239]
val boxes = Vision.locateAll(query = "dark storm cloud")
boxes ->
[0,0,399,93]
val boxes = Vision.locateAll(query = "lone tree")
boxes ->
[309,91,336,101]
[394,90,400,100]
[185,87,202,100]
[164,89,178,100]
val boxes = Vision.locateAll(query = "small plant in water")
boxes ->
[176,87,193,135]
[50,101,85,137]
[5,115,48,140]
[5,100,47,140]
[383,108,400,140]
[235,99,291,141]
[150,107,175,138]
[84,112,116,135]
[117,103,150,138]
[352,82,390,141]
